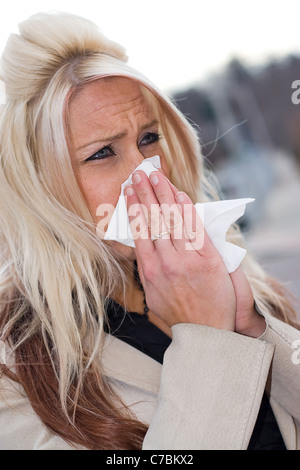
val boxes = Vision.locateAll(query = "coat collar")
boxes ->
[101,333,162,394]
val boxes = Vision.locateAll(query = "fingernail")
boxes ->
[132,172,141,184]
[149,172,159,186]
[125,185,135,196]
[175,192,185,202]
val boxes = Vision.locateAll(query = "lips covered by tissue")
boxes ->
[104,155,254,273]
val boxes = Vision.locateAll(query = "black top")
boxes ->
[104,299,286,450]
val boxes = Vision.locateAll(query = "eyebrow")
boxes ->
[76,119,159,151]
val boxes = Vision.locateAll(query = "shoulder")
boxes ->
[0,373,78,450]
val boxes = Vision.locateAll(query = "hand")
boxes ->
[125,170,236,331]
[230,267,266,337]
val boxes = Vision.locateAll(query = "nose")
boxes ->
[127,149,146,175]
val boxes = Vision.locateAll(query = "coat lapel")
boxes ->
[101,333,162,394]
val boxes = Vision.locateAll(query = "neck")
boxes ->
[113,260,145,315]
[112,260,172,338]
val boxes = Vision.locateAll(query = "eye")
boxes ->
[139,132,161,147]
[85,145,115,162]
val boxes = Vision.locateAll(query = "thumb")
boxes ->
[230,266,254,312]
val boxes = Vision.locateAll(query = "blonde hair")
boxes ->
[0,11,298,449]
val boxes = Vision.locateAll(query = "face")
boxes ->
[67,77,168,259]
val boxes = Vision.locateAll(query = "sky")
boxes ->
[0,0,300,93]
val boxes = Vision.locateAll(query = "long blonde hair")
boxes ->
[0,11,298,449]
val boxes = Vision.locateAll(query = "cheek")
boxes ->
[79,151,169,224]
[158,151,170,179]
[161,158,170,178]
[81,176,137,260]
[79,170,120,223]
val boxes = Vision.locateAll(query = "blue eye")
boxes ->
[139,132,161,147]
[84,132,161,163]
[85,145,115,162]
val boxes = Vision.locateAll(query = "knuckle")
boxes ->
[155,188,167,201]
[161,259,176,277]
[137,187,150,200]
[143,264,156,283]
[202,252,224,273]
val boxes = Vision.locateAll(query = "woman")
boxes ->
[0,12,299,450]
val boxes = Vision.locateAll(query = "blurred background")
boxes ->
[1,0,300,317]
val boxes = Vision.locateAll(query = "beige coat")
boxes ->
[0,309,300,450]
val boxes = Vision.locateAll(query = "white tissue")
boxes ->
[104,155,254,273]
[104,155,161,247]
[196,199,254,272]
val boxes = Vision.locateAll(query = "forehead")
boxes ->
[69,77,151,122]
